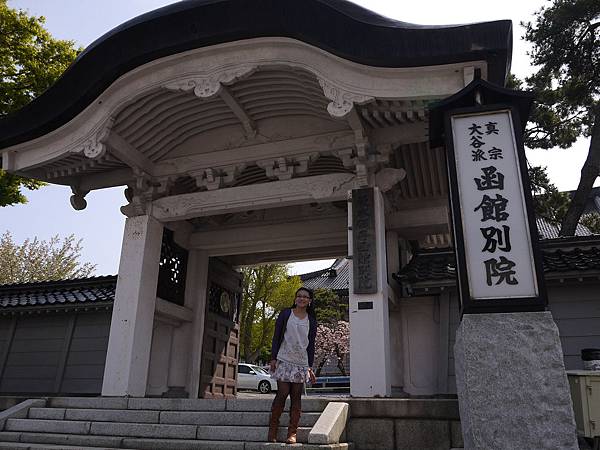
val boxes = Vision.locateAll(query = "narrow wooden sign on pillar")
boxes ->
[351,188,377,294]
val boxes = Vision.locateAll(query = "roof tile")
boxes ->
[0,276,117,311]
[396,244,600,285]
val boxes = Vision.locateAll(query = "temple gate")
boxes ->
[0,0,513,398]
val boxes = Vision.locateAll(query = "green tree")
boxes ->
[581,212,600,233]
[520,0,600,235]
[0,1,79,206]
[313,288,348,324]
[529,165,600,233]
[239,264,301,363]
[528,165,571,225]
[0,231,96,284]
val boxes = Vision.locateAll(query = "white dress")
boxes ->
[271,312,310,383]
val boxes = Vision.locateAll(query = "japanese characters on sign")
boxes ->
[450,111,538,300]
[352,188,377,294]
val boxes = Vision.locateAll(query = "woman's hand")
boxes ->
[308,368,317,385]
[269,359,277,372]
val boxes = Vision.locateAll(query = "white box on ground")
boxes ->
[567,371,600,439]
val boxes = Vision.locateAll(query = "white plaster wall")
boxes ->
[186,250,210,398]
[146,319,174,396]
[168,323,192,388]
[401,296,440,396]
[447,292,461,395]
[146,307,192,396]
[389,309,404,390]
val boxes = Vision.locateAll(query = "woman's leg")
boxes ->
[286,382,304,444]
[273,381,291,407]
[268,381,290,442]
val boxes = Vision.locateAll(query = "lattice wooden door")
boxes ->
[199,258,242,398]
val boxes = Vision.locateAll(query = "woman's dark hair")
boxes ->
[291,287,316,317]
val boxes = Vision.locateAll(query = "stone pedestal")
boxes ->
[455,312,578,450]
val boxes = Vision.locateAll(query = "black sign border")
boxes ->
[444,103,547,314]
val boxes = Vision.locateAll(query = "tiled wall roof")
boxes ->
[396,242,600,286]
[0,276,116,311]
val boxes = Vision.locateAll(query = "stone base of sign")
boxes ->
[454,311,578,450]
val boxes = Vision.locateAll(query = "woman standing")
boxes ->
[267,287,318,444]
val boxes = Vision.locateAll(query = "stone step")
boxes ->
[122,441,350,450]
[159,410,319,427]
[47,397,129,410]
[224,398,329,413]
[6,419,197,439]
[28,408,320,427]
[0,432,349,450]
[29,408,160,424]
[46,397,329,413]
[245,445,350,450]
[196,425,311,442]
[0,443,129,450]
[0,442,349,450]
[5,419,311,442]
[6,419,91,435]
[120,438,244,449]
[0,430,124,448]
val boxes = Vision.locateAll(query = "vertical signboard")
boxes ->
[352,187,377,294]
[446,106,546,313]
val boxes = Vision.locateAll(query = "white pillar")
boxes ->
[146,320,173,396]
[102,214,163,397]
[386,231,404,392]
[348,187,391,397]
[167,323,191,393]
[186,250,209,398]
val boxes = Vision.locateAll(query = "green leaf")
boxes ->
[0,0,80,206]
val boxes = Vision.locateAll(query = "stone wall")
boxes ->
[345,399,462,450]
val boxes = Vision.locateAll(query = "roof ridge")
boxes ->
[0,275,118,291]
[299,268,332,280]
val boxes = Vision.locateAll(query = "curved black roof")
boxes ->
[0,0,512,150]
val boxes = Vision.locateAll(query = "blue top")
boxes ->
[271,308,317,368]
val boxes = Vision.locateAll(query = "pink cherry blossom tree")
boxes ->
[314,321,349,376]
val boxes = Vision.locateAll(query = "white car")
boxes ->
[237,363,277,394]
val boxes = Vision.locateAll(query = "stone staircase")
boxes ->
[0,397,350,449]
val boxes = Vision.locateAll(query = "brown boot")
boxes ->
[286,405,301,444]
[268,402,284,442]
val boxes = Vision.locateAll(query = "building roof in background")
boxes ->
[535,186,600,239]
[0,276,116,313]
[300,259,350,294]
[536,217,593,240]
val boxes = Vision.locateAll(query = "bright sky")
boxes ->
[2,0,595,276]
